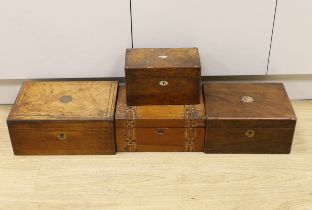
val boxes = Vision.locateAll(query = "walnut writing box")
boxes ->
[125,48,201,105]
[203,83,297,154]
[7,81,118,155]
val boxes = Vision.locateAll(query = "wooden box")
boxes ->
[7,81,118,155]
[125,48,201,105]
[115,85,205,152]
[203,83,297,154]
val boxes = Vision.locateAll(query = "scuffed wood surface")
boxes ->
[8,81,118,121]
[1,101,312,209]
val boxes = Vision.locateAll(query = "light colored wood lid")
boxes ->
[8,81,118,121]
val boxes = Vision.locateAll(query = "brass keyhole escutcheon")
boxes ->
[57,132,66,140]
[59,95,72,103]
[155,128,166,135]
[159,81,168,86]
[245,129,255,138]
[241,96,254,103]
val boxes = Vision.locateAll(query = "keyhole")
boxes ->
[245,129,255,138]
[159,81,168,86]
[155,128,166,135]
[57,132,66,140]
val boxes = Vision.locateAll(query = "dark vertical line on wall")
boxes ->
[130,0,134,48]
[266,0,278,75]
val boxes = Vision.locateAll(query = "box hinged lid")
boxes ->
[115,86,205,128]
[125,48,200,78]
[8,81,118,122]
[204,83,297,128]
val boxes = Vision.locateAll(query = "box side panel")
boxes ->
[204,127,295,154]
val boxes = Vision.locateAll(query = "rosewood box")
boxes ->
[115,85,205,152]
[125,48,201,105]
[203,83,297,154]
[7,81,118,155]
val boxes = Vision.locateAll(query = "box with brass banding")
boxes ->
[115,85,205,152]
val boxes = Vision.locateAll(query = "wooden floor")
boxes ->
[1,101,312,210]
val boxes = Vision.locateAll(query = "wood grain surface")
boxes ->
[115,86,205,152]
[125,48,200,70]
[8,81,118,121]
[203,83,296,124]
[125,48,201,105]
[7,81,118,155]
[1,101,312,209]
[203,83,296,154]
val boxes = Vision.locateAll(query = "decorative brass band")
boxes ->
[124,106,137,152]
[184,105,199,152]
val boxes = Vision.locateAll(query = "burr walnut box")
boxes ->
[115,85,205,152]
[125,48,201,105]
[7,81,118,155]
[203,83,297,154]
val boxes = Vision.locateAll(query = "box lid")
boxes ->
[203,83,297,128]
[115,85,205,128]
[8,81,118,121]
[125,48,200,70]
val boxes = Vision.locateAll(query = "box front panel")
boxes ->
[126,73,201,105]
[116,127,204,152]
[205,127,295,154]
[8,122,116,155]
